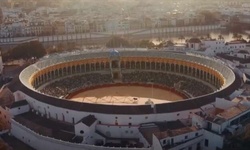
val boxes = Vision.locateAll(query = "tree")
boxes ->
[199,10,218,24]
[232,33,243,41]
[206,33,211,40]
[218,34,224,40]
[106,36,130,48]
[232,33,239,40]
[247,34,250,43]
[2,40,46,62]
[138,40,154,48]
[178,35,185,42]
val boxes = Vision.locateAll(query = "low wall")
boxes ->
[66,83,189,100]
[11,119,152,150]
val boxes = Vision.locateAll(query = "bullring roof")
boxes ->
[10,50,241,115]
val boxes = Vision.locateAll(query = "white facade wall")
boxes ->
[10,104,30,116]
[11,120,151,150]
[160,129,203,147]
[15,90,201,127]
[188,43,200,51]
[215,98,236,110]
[168,135,203,150]
[96,124,139,139]
[75,121,98,144]
[152,135,162,150]
[192,114,207,129]
[138,132,150,148]
[203,130,224,150]
[202,40,226,54]
[227,43,246,51]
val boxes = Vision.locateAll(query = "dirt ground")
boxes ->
[70,85,184,105]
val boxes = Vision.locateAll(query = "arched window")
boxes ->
[100,62,104,70]
[67,66,71,74]
[55,69,58,77]
[47,71,51,79]
[91,63,95,71]
[189,67,192,75]
[136,62,140,69]
[166,63,170,71]
[72,65,76,74]
[131,61,135,69]
[151,62,155,70]
[146,62,150,70]
[59,68,62,77]
[44,73,47,81]
[51,70,55,79]
[175,64,179,73]
[126,61,130,69]
[76,65,80,73]
[156,62,161,70]
[192,68,196,76]
[141,61,145,69]
[105,62,109,69]
[180,65,184,73]
[63,67,67,75]
[171,64,175,72]
[86,64,90,72]
[161,63,165,71]
[197,69,200,77]
[184,66,188,74]
[121,61,125,68]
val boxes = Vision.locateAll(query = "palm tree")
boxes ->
[247,34,250,42]
[178,35,185,43]
[237,34,243,40]
[218,34,224,40]
[232,33,239,40]
[206,33,211,40]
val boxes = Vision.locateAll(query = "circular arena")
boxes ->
[18,50,239,114]
[8,50,243,149]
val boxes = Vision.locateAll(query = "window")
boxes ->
[205,139,209,147]
[177,113,180,116]
[80,130,84,134]
[195,133,198,136]
[185,135,188,139]
[128,123,132,126]
[163,139,166,144]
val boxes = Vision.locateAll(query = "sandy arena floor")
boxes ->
[69,85,184,105]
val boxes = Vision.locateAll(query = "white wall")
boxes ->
[75,121,98,144]
[160,129,203,147]
[10,104,30,116]
[215,98,236,110]
[11,119,152,150]
[138,132,150,148]
[96,124,139,139]
[203,130,224,150]
[152,135,162,150]
[15,91,201,127]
